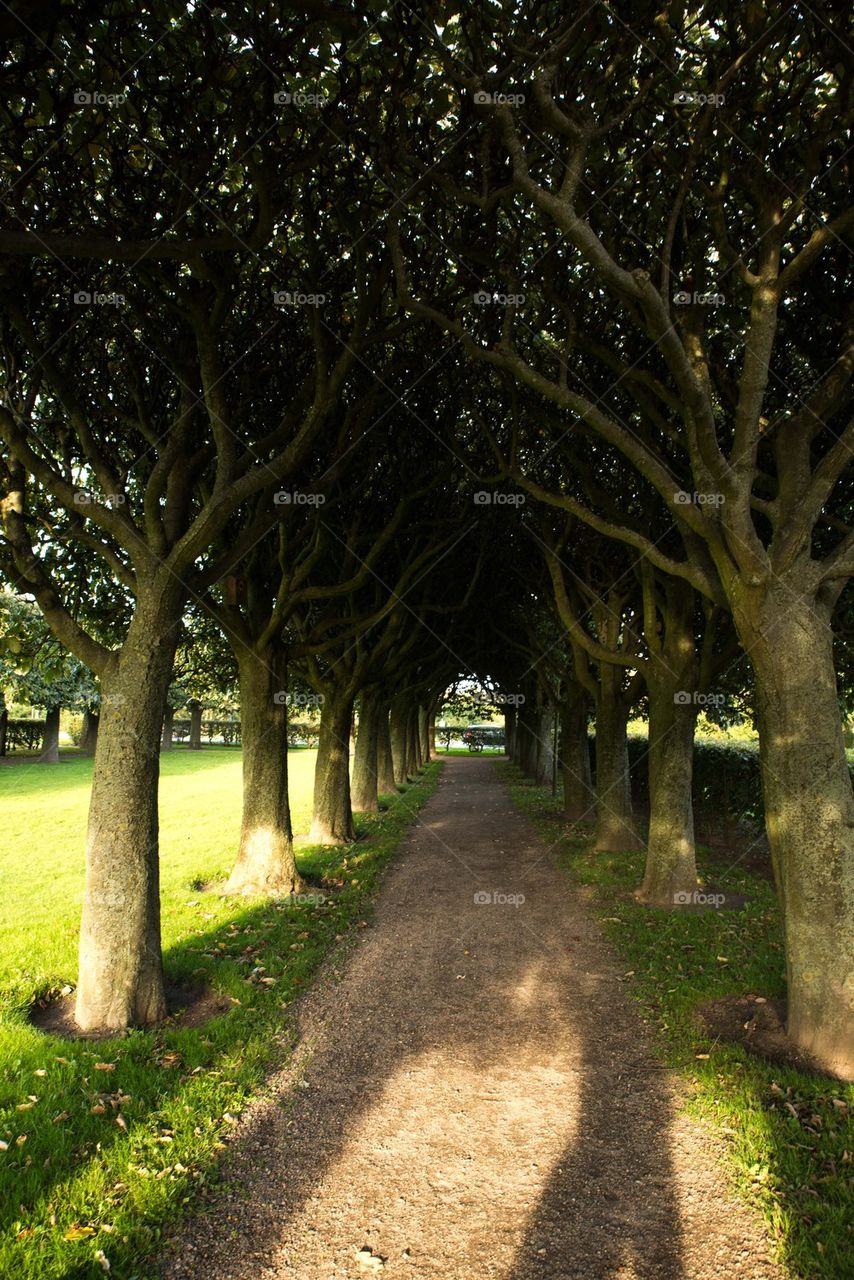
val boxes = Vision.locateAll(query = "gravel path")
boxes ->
[161,758,783,1280]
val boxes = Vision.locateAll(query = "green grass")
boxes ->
[0,749,442,1279]
[498,761,853,1280]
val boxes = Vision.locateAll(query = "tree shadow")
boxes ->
[158,758,690,1279]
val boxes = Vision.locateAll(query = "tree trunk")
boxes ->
[225,645,303,895]
[0,705,7,757]
[75,580,182,1031]
[734,579,854,1078]
[427,708,437,760]
[517,701,538,777]
[310,690,355,844]
[593,667,641,851]
[637,681,699,905]
[409,705,423,773]
[418,704,430,766]
[376,701,397,794]
[38,706,60,763]
[188,699,203,750]
[390,699,409,785]
[504,705,517,761]
[559,688,595,821]
[79,707,100,757]
[534,702,554,787]
[161,704,174,752]
[352,692,382,813]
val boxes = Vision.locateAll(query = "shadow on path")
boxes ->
[161,758,779,1280]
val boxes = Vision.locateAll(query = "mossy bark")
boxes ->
[559,687,594,821]
[352,692,382,813]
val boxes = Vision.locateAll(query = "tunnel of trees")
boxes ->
[0,0,852,1085]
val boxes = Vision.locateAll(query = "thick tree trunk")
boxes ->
[390,699,409,785]
[79,707,100,757]
[310,690,355,844]
[352,692,382,813]
[517,702,538,778]
[75,581,182,1031]
[637,681,699,905]
[593,667,641,851]
[188,699,203,750]
[225,646,303,895]
[559,688,595,821]
[410,706,423,773]
[161,704,174,752]
[418,704,430,766]
[427,709,437,760]
[534,702,554,787]
[38,706,60,763]
[376,701,397,794]
[504,705,516,760]
[734,580,854,1078]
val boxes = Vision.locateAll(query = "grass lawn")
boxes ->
[499,761,853,1280]
[0,747,442,1279]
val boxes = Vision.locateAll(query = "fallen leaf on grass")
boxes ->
[94,1063,115,1072]
[63,1224,95,1240]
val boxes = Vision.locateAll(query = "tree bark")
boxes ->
[0,705,7,757]
[559,687,595,820]
[534,702,554,786]
[427,708,437,760]
[733,578,854,1078]
[79,707,100,756]
[38,706,60,763]
[418,704,430,766]
[390,698,409,785]
[75,581,182,1031]
[187,699,203,750]
[504,705,517,761]
[516,700,539,777]
[161,704,174,752]
[352,692,382,813]
[225,645,303,895]
[310,689,355,844]
[593,665,641,851]
[637,683,699,905]
[409,705,423,773]
[376,700,397,794]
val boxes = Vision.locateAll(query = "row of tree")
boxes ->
[0,3,851,1077]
